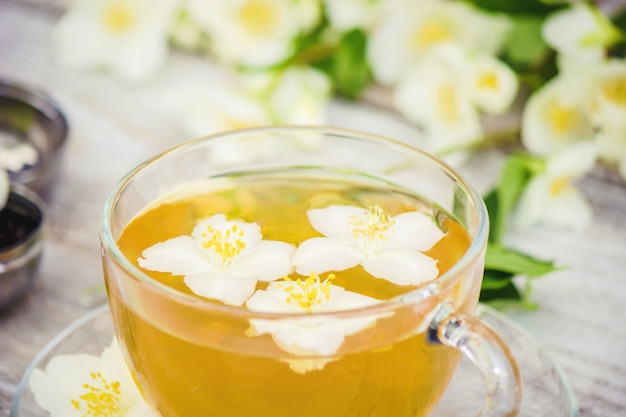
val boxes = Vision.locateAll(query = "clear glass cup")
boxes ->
[99,126,521,417]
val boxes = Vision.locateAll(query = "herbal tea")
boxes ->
[107,169,474,417]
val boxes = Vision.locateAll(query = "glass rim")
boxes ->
[98,125,489,319]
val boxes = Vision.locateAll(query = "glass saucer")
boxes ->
[10,303,579,417]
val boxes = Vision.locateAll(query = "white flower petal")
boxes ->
[100,339,142,407]
[236,240,295,281]
[546,142,597,178]
[387,212,444,251]
[521,75,595,156]
[272,323,345,356]
[291,237,363,275]
[29,354,101,417]
[192,214,263,244]
[469,55,519,114]
[184,271,258,306]
[541,187,593,232]
[138,236,211,276]
[542,3,606,66]
[362,250,439,286]
[307,205,366,243]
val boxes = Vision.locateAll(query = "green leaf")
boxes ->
[480,279,521,302]
[462,0,562,16]
[481,268,515,290]
[313,29,372,99]
[501,16,549,68]
[484,153,541,244]
[485,244,561,277]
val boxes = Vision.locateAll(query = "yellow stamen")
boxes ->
[237,0,279,37]
[102,1,134,32]
[200,223,246,264]
[603,75,626,106]
[550,176,571,196]
[411,21,453,49]
[282,273,334,313]
[348,205,395,241]
[436,85,460,124]
[546,100,581,137]
[477,72,499,90]
[70,371,122,417]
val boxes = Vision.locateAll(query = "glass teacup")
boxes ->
[99,126,521,417]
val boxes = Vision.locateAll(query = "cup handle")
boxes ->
[428,303,522,417]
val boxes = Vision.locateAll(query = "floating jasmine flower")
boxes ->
[29,338,156,417]
[188,0,321,67]
[52,0,178,83]
[245,272,382,373]
[138,214,295,306]
[521,73,596,156]
[367,0,509,86]
[393,47,483,156]
[513,142,597,232]
[0,169,8,209]
[468,55,519,115]
[292,205,444,286]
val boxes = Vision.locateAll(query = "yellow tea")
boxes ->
[107,169,474,417]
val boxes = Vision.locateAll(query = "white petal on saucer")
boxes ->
[184,271,257,306]
[236,240,295,281]
[388,212,445,251]
[29,354,101,417]
[363,250,439,286]
[138,236,210,276]
[291,237,363,275]
[100,339,141,406]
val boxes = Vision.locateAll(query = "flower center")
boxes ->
[477,72,499,91]
[348,205,395,254]
[603,75,626,106]
[102,1,134,33]
[199,223,246,266]
[436,85,461,124]
[70,372,121,417]
[549,175,571,196]
[411,20,453,49]
[277,272,334,313]
[237,0,279,38]
[546,100,581,137]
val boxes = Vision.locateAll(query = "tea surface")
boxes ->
[110,169,474,417]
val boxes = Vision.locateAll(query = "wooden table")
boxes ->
[1,2,625,416]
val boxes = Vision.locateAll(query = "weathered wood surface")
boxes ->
[1,1,625,416]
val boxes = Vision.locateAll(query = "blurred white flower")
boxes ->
[513,142,597,232]
[29,338,156,417]
[292,205,444,286]
[592,59,626,131]
[182,85,272,138]
[188,0,321,67]
[542,3,621,71]
[138,214,295,306]
[52,0,178,82]
[521,73,596,156]
[468,55,519,115]
[245,272,382,373]
[322,0,381,31]
[0,169,8,210]
[591,59,626,180]
[393,47,483,155]
[367,0,510,85]
[246,66,332,125]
